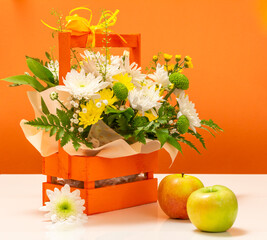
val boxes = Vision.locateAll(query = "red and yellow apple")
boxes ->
[187,185,238,232]
[158,174,204,219]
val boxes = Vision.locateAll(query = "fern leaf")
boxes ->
[178,136,200,154]
[56,128,64,141]
[56,109,70,127]
[60,132,71,147]
[201,119,223,132]
[188,129,206,149]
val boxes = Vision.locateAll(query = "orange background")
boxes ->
[0,0,267,174]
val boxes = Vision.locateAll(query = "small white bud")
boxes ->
[123,50,130,58]
[69,127,74,132]
[73,119,79,124]
[103,100,108,105]
[96,102,102,108]
[82,108,87,113]
[70,100,75,106]
[169,120,174,124]
[74,103,79,108]
[76,110,80,114]
[50,91,58,100]
[78,127,83,133]
[73,113,78,119]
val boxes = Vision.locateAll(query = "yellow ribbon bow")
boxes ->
[42,7,126,47]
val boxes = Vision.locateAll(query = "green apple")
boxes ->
[187,185,238,232]
[158,174,204,219]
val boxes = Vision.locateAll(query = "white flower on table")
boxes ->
[176,91,201,133]
[148,63,170,88]
[40,184,87,225]
[56,69,109,100]
[128,84,163,116]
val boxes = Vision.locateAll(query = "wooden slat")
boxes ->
[87,178,158,215]
[85,151,158,181]
[70,33,139,48]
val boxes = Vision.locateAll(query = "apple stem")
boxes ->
[182,173,184,178]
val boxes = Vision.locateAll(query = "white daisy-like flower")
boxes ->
[128,84,164,115]
[102,63,122,83]
[120,51,146,88]
[46,60,59,80]
[56,69,109,100]
[40,184,87,225]
[177,92,201,133]
[148,63,170,88]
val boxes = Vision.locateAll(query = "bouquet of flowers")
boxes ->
[2,8,222,161]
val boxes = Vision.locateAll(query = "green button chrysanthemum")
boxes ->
[113,82,128,100]
[177,115,190,134]
[133,116,149,128]
[169,72,189,90]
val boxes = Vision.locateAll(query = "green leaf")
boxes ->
[41,116,48,125]
[2,75,45,92]
[155,128,169,147]
[41,97,50,115]
[51,114,60,126]
[26,58,55,84]
[56,109,70,127]
[50,126,58,137]
[201,119,223,132]
[167,136,183,153]
[179,137,200,154]
[200,126,215,137]
[56,128,64,141]
[72,141,81,151]
[188,129,206,149]
[45,52,51,61]
[60,132,71,147]
[117,115,129,131]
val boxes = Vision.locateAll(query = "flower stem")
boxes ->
[56,99,69,112]
[164,86,176,100]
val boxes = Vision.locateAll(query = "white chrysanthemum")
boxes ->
[120,51,146,87]
[148,63,170,87]
[46,60,59,80]
[81,50,105,64]
[128,84,164,115]
[56,69,109,100]
[40,184,88,225]
[102,64,122,82]
[177,92,201,133]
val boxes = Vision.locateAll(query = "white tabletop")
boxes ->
[0,174,266,239]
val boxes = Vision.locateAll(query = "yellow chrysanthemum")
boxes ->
[97,88,117,106]
[164,64,174,72]
[164,53,172,61]
[79,100,105,128]
[113,73,135,91]
[145,112,158,121]
[137,111,158,121]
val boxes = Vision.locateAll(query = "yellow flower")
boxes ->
[184,61,193,68]
[79,100,105,128]
[175,55,181,62]
[153,55,158,62]
[145,111,158,121]
[164,53,172,62]
[184,56,192,62]
[97,88,117,106]
[164,64,174,72]
[113,73,134,91]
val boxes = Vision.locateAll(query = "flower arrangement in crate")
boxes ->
[1,8,222,223]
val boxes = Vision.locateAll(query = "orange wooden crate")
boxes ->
[42,32,158,215]
[43,149,158,215]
